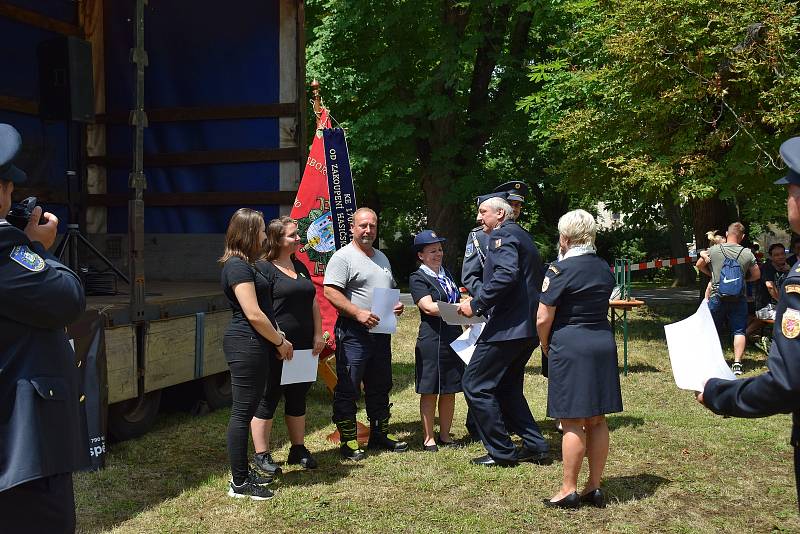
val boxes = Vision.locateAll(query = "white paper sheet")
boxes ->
[438,302,486,326]
[369,287,400,334]
[450,323,485,365]
[664,301,736,391]
[280,349,318,385]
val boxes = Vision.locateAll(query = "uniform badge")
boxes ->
[787,284,800,295]
[548,264,560,275]
[9,245,45,272]
[465,242,474,257]
[542,277,550,292]
[782,308,800,339]
[494,238,502,248]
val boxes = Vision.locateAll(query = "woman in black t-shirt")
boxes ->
[220,208,293,500]
[250,216,324,472]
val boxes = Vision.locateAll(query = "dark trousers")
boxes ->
[255,356,313,420]
[795,446,800,513]
[463,337,548,462]
[0,473,75,533]
[223,334,271,484]
[332,317,393,423]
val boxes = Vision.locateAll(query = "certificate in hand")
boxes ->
[438,301,486,326]
[370,287,400,334]
[280,349,318,385]
[450,322,485,365]
[664,300,736,391]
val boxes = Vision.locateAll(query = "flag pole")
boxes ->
[306,80,371,445]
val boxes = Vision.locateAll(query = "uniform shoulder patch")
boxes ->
[542,276,550,292]
[786,284,800,295]
[10,245,45,272]
[548,264,561,275]
[494,238,502,248]
[465,242,474,257]
[782,308,800,339]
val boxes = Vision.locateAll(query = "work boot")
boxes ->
[368,416,408,452]
[335,420,366,461]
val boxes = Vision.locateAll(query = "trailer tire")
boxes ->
[201,371,232,410]
[108,390,162,441]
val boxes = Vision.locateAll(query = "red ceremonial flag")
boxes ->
[291,108,338,359]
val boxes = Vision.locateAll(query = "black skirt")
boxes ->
[546,322,623,418]
[415,325,465,394]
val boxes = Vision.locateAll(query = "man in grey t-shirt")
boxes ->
[323,207,407,460]
[697,222,760,375]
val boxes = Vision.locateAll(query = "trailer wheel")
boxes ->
[108,390,162,441]
[201,371,232,410]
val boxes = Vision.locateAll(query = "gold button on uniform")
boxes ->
[79,395,85,402]
[49,390,53,396]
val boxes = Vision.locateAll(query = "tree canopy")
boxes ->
[305,0,800,281]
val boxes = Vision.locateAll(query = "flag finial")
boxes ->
[311,80,323,117]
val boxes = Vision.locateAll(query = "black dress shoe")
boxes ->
[470,454,518,467]
[516,446,552,465]
[542,491,580,509]
[579,488,606,508]
[436,437,462,449]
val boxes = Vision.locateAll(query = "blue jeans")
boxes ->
[708,296,748,337]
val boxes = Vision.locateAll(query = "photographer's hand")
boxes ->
[24,207,58,250]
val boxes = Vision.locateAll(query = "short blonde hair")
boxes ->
[558,209,597,247]
[727,222,745,238]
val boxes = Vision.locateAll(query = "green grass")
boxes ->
[74,303,800,533]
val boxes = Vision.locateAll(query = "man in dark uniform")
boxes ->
[493,180,529,221]
[460,191,507,441]
[699,136,800,512]
[457,195,550,466]
[0,124,88,533]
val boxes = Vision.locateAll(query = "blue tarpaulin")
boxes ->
[0,1,284,233]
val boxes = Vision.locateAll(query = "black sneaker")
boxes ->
[228,479,274,500]
[287,444,318,469]
[253,452,282,476]
[248,467,273,485]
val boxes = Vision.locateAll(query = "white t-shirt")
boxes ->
[323,243,396,310]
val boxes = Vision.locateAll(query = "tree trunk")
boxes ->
[663,195,695,287]
[689,196,735,297]
[421,170,469,276]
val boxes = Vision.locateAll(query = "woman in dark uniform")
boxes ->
[536,209,623,509]
[251,216,326,473]
[410,230,465,451]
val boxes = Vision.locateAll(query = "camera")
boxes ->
[6,196,46,230]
